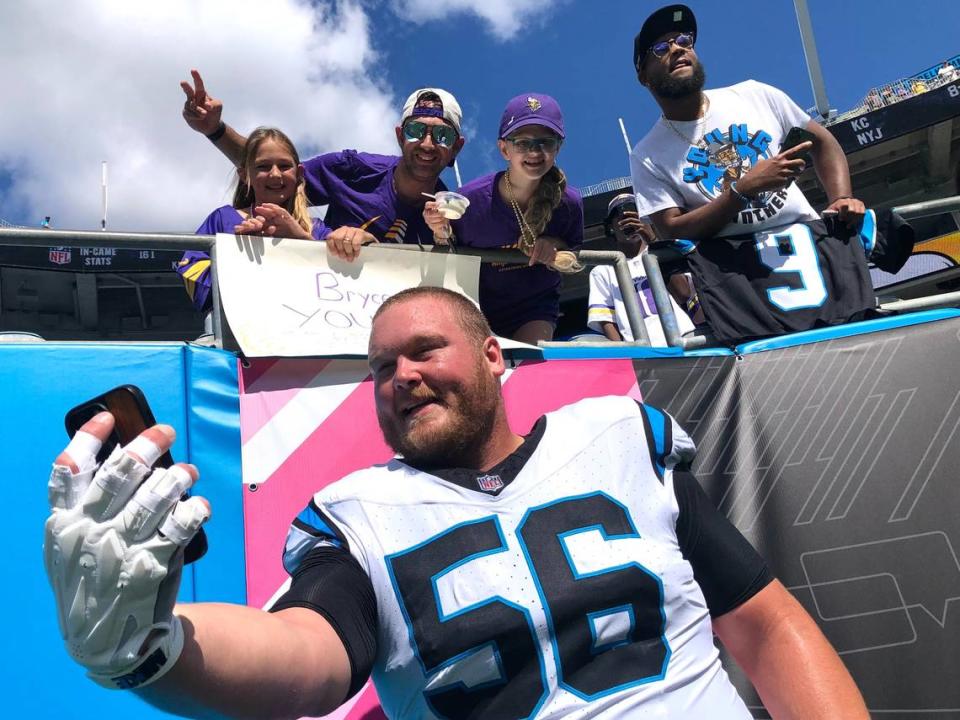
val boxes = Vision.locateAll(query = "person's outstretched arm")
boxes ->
[181,68,247,166]
[713,579,869,720]
[45,412,353,720]
[140,604,351,720]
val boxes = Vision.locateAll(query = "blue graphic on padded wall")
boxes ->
[681,123,773,203]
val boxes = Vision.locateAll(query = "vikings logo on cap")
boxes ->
[498,93,566,139]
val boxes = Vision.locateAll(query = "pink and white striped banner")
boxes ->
[239,356,643,719]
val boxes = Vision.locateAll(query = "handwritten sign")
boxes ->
[215,233,486,357]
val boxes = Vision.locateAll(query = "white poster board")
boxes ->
[216,234,521,357]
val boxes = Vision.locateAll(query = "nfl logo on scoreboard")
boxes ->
[476,474,504,492]
[49,247,72,265]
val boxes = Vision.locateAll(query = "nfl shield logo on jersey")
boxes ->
[49,247,72,265]
[476,473,504,493]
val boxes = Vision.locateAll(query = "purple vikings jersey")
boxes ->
[452,172,584,335]
[302,150,445,246]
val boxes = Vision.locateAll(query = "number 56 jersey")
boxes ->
[285,396,761,719]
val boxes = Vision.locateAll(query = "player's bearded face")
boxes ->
[378,348,501,467]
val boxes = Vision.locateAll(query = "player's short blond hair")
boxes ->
[372,287,492,346]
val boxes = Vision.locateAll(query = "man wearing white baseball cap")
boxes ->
[181,72,465,259]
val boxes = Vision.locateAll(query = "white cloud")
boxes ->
[392,0,564,41]
[0,0,398,232]
[0,0,571,232]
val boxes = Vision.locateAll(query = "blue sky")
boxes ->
[0,0,957,230]
[378,0,960,193]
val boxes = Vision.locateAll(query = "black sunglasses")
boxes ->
[649,32,695,59]
[402,120,459,149]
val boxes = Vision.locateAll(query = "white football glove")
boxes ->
[44,430,209,689]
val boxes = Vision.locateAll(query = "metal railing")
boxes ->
[2,194,959,353]
[870,196,960,314]
[0,228,229,345]
[355,244,654,347]
[636,195,960,350]
[890,196,960,221]
[0,228,656,350]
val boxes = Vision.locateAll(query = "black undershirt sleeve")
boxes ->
[674,470,774,617]
[270,545,379,701]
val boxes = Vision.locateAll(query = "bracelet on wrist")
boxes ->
[205,121,227,143]
[729,180,753,207]
[828,195,852,204]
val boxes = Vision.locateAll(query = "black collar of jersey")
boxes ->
[400,416,547,496]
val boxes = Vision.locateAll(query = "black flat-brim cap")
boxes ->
[633,4,697,70]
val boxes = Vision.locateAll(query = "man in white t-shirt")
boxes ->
[627,5,875,344]
[937,62,959,85]
[587,193,697,344]
[629,4,865,240]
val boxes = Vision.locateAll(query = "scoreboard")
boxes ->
[0,244,191,272]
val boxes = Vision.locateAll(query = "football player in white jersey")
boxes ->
[44,287,868,719]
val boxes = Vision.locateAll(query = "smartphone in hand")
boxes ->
[780,126,816,164]
[64,384,208,563]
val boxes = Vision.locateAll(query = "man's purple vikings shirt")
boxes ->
[452,171,584,335]
[303,150,445,245]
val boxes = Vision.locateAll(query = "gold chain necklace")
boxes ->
[662,94,710,146]
[504,172,537,254]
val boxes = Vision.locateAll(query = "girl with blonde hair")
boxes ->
[177,126,326,312]
[424,94,583,344]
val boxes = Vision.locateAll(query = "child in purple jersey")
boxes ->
[424,94,584,344]
[177,127,325,313]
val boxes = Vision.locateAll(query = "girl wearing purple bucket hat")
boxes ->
[424,93,583,344]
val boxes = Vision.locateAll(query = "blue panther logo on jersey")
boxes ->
[681,123,773,203]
